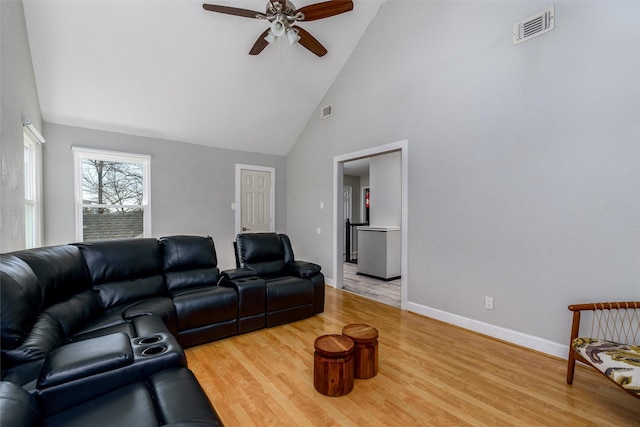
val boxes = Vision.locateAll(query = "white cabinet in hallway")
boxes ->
[356,226,401,280]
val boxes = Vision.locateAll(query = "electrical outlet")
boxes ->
[485,296,494,310]
[316,227,321,234]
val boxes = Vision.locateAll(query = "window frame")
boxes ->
[24,131,42,248]
[72,147,151,242]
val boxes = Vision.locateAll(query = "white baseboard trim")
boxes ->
[325,277,336,287]
[406,302,569,359]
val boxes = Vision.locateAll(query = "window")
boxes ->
[24,132,41,248]
[73,147,151,241]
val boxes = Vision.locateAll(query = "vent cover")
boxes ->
[321,104,332,119]
[513,6,554,45]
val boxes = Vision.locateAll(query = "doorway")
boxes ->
[235,164,275,235]
[332,140,408,310]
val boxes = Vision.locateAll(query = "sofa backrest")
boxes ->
[1,247,102,369]
[0,255,42,351]
[74,238,165,308]
[11,245,91,310]
[235,233,295,276]
[159,235,220,293]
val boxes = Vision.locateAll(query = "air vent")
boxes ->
[320,104,332,119]
[513,6,554,45]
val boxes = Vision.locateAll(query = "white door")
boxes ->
[241,169,272,233]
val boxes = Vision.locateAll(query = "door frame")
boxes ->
[235,164,275,235]
[332,140,409,310]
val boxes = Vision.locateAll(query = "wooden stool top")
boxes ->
[342,324,378,343]
[314,334,354,358]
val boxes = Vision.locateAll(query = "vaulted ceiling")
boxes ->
[23,0,383,155]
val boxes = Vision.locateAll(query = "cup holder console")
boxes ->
[141,345,168,357]
[134,334,172,358]
[137,335,163,345]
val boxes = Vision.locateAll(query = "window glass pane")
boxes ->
[81,159,143,205]
[24,145,33,199]
[82,207,144,241]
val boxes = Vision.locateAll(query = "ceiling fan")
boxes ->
[202,1,354,57]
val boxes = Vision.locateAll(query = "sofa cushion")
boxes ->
[43,290,102,337]
[160,235,217,271]
[42,367,222,427]
[12,245,91,308]
[93,276,165,308]
[236,233,286,275]
[45,381,160,427]
[0,381,41,427]
[149,368,222,426]
[172,287,237,331]
[75,239,166,307]
[3,312,65,366]
[0,255,42,350]
[265,277,314,312]
[160,236,220,293]
[122,297,177,335]
[75,239,163,284]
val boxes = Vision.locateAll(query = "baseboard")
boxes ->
[325,277,336,287]
[406,302,569,359]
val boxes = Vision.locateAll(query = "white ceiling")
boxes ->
[23,0,383,156]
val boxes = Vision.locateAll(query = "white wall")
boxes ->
[369,151,401,227]
[0,0,43,252]
[286,1,640,348]
[42,123,286,270]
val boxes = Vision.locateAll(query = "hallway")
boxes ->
[342,262,400,308]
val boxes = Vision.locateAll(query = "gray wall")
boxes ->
[0,0,43,252]
[42,123,286,270]
[369,151,401,227]
[286,1,640,345]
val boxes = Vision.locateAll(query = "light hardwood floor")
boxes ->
[186,286,640,426]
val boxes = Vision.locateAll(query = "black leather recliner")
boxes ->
[231,233,324,328]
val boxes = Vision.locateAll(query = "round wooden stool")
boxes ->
[313,334,355,396]
[342,324,378,379]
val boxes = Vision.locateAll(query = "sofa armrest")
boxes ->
[286,261,321,278]
[221,268,256,281]
[37,333,133,389]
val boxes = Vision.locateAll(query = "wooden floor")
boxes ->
[342,262,401,308]
[186,286,640,426]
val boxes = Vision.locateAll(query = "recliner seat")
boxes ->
[233,233,324,327]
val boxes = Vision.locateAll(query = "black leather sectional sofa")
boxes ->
[0,233,324,426]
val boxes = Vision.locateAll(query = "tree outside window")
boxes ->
[73,148,151,241]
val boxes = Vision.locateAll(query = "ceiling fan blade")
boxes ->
[202,4,266,19]
[293,26,327,57]
[295,0,353,21]
[249,29,271,55]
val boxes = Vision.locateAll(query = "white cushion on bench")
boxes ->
[573,337,640,398]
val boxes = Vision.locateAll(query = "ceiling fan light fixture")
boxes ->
[270,17,286,37]
[286,28,300,45]
[264,30,277,44]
